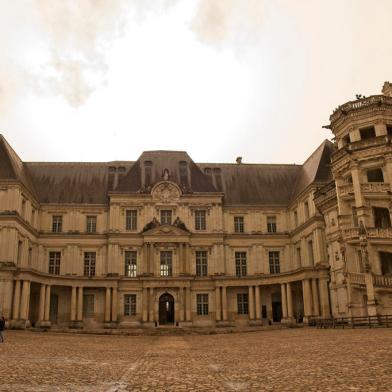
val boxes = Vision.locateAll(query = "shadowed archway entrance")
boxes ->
[159,293,175,325]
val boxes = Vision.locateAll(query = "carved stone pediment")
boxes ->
[151,181,181,202]
[142,224,190,237]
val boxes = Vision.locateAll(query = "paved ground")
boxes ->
[0,328,391,391]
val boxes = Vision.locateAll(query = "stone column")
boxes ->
[286,282,294,320]
[311,279,320,316]
[12,280,21,320]
[111,287,118,323]
[318,279,331,318]
[281,283,288,320]
[215,286,221,321]
[142,287,148,322]
[105,287,111,323]
[44,285,51,321]
[222,286,228,321]
[255,285,261,320]
[179,287,185,322]
[149,287,154,322]
[143,243,148,275]
[149,244,154,275]
[248,285,255,320]
[70,286,77,321]
[186,286,191,321]
[20,280,31,320]
[38,284,45,322]
[77,286,83,321]
[302,279,313,320]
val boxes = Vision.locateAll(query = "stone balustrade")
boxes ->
[347,272,366,286]
[367,227,392,239]
[338,184,354,197]
[373,274,392,288]
[342,227,359,241]
[360,182,390,193]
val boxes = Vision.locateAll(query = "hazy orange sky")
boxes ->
[1,0,392,164]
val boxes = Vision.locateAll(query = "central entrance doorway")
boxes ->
[159,293,175,325]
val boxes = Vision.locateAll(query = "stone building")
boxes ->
[0,83,391,330]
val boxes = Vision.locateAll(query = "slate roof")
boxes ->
[0,135,334,206]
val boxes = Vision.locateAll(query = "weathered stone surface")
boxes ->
[0,328,391,391]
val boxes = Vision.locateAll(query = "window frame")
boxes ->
[124,251,137,277]
[235,251,247,277]
[124,294,137,316]
[267,216,277,233]
[84,252,96,277]
[269,251,280,274]
[234,216,244,233]
[48,251,61,275]
[195,210,207,231]
[125,210,137,231]
[160,210,172,225]
[237,293,249,314]
[196,293,209,315]
[52,215,63,233]
[86,215,97,233]
[195,250,208,277]
[160,251,173,277]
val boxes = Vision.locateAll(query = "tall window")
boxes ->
[49,251,61,275]
[126,210,137,230]
[304,201,310,220]
[86,216,97,233]
[296,247,301,267]
[84,252,96,277]
[21,198,26,219]
[196,251,208,277]
[308,241,314,265]
[373,207,391,228]
[160,210,172,225]
[196,294,209,315]
[160,251,172,277]
[52,215,62,233]
[125,251,137,277]
[234,216,244,233]
[235,252,247,277]
[83,294,94,317]
[124,294,136,316]
[195,210,206,230]
[293,210,298,227]
[237,293,249,314]
[269,251,280,274]
[267,216,277,233]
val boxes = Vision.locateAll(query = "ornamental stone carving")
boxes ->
[151,181,181,202]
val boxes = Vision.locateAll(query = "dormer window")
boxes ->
[179,161,188,187]
[144,161,152,187]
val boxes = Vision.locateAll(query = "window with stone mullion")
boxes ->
[195,210,206,230]
[237,293,249,314]
[48,251,61,275]
[124,294,136,316]
[84,252,96,277]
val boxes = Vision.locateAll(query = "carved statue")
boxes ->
[142,217,161,232]
[173,216,189,232]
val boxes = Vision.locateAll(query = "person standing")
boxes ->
[0,316,5,343]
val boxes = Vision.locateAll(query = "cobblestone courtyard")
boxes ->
[0,328,391,391]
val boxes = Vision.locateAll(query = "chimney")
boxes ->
[382,81,392,97]
[236,157,242,164]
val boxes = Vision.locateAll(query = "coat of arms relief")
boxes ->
[151,182,181,202]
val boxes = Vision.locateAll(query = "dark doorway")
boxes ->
[272,301,282,322]
[373,207,391,228]
[159,293,174,325]
[49,294,58,324]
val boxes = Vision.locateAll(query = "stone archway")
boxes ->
[159,293,175,325]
